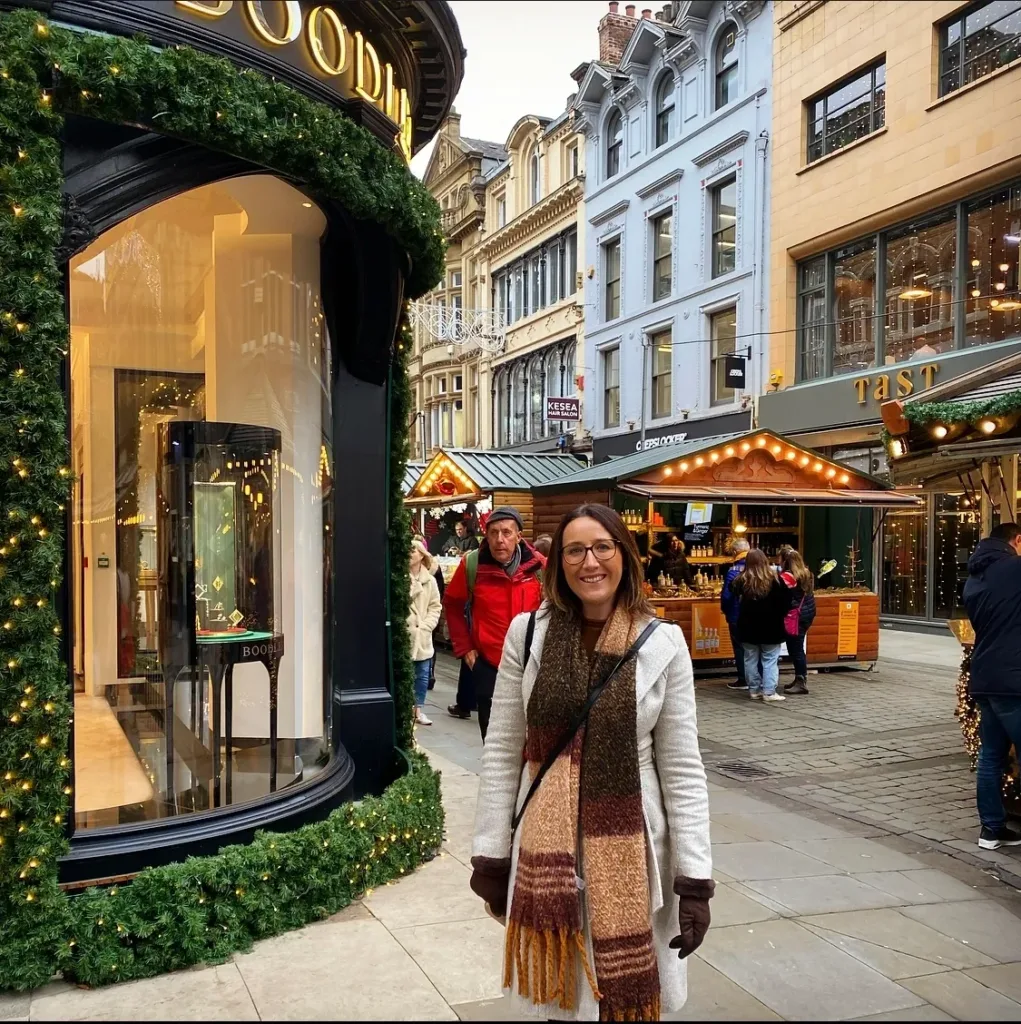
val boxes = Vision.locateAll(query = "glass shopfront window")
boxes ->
[932,494,981,620]
[797,178,1020,382]
[882,508,928,617]
[833,239,877,375]
[966,184,1021,347]
[69,175,332,829]
[884,212,957,364]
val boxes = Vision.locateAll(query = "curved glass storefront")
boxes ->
[69,175,334,829]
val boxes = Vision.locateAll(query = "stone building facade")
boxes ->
[758,0,1021,627]
[573,0,771,460]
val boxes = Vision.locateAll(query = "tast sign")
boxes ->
[853,363,939,405]
[545,396,580,422]
[174,0,413,161]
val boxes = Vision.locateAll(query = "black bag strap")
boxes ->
[522,611,536,671]
[511,618,660,837]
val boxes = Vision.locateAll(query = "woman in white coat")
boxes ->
[409,539,442,726]
[470,504,713,1021]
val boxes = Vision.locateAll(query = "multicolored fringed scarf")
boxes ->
[506,605,659,1021]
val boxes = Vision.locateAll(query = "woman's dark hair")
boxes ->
[732,548,775,600]
[781,547,814,595]
[544,504,653,617]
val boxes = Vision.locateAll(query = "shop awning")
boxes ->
[617,483,921,507]
[403,462,426,496]
[406,448,586,506]
[532,429,909,503]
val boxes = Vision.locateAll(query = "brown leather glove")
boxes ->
[469,856,511,917]
[668,877,715,959]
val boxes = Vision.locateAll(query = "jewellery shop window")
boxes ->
[68,176,334,830]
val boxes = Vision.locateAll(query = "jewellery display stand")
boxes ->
[157,421,284,809]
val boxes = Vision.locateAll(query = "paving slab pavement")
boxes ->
[5,638,1021,1021]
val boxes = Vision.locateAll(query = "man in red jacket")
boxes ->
[443,507,545,741]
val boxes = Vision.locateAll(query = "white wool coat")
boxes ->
[472,606,713,1020]
[408,566,442,662]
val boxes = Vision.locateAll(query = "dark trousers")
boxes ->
[787,631,808,677]
[728,623,745,683]
[976,695,1021,831]
[455,659,476,712]
[473,657,499,743]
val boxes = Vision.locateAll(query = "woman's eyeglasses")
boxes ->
[561,540,619,565]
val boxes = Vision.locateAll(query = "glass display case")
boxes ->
[158,421,284,809]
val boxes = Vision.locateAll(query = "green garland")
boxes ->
[903,390,1021,429]
[0,9,442,991]
[389,319,416,753]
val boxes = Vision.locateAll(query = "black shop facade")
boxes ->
[3,0,463,884]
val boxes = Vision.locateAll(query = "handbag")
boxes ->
[511,615,661,838]
[784,596,805,637]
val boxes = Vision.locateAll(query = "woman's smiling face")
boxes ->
[561,515,623,616]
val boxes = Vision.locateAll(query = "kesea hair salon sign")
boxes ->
[174,1,413,161]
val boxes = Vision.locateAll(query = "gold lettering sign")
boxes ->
[853,363,940,406]
[174,0,414,162]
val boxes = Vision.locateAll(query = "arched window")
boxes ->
[606,110,623,179]
[494,368,508,447]
[562,341,577,398]
[529,147,542,205]
[528,354,545,440]
[512,361,527,444]
[655,74,675,148]
[715,23,738,110]
[542,347,560,438]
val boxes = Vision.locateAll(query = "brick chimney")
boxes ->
[642,8,652,18]
[599,1,639,66]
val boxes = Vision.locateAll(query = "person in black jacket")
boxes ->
[962,522,1021,850]
[731,549,794,703]
[780,548,817,695]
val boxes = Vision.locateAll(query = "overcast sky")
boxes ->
[411,0,612,177]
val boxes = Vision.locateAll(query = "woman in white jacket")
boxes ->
[409,539,442,726]
[470,505,712,1021]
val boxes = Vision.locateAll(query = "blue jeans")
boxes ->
[413,658,431,708]
[728,623,746,683]
[786,632,808,677]
[744,643,782,696]
[976,695,1021,831]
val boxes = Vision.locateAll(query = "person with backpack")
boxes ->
[408,539,442,726]
[780,548,817,695]
[731,549,795,703]
[443,507,545,741]
[469,504,712,1020]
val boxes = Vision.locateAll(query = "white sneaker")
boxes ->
[415,709,433,726]
[763,693,786,703]
[749,692,763,701]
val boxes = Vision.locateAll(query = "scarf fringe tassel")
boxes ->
[504,921,601,1013]
[503,922,660,1019]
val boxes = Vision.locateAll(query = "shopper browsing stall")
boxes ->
[780,548,817,696]
[721,539,751,690]
[731,549,794,702]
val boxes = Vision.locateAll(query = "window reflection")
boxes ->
[833,239,876,375]
[884,213,957,364]
[966,184,1021,346]
[882,509,928,617]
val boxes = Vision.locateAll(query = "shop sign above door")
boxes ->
[174,1,413,161]
[853,363,939,405]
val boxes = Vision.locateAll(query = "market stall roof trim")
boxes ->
[407,448,586,505]
[404,462,426,496]
[531,430,910,504]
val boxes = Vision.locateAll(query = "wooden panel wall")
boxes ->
[492,491,534,539]
[532,488,614,539]
[808,593,879,663]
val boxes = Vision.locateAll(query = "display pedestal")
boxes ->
[197,631,285,806]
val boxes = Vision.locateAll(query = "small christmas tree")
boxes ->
[845,539,866,589]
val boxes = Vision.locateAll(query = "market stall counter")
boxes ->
[532,430,919,675]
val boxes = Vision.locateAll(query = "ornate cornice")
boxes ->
[693,130,749,167]
[476,179,583,263]
[727,0,768,26]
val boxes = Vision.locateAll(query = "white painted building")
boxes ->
[573,0,771,459]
